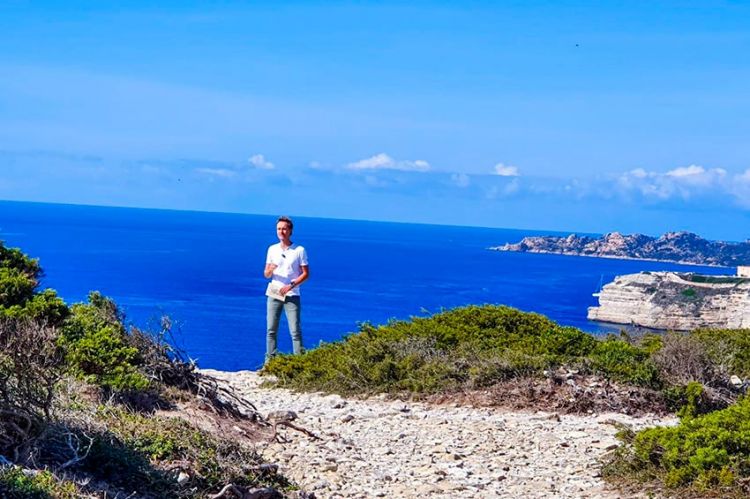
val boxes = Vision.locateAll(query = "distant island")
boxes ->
[493,231,750,267]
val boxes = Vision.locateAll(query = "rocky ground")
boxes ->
[204,370,673,499]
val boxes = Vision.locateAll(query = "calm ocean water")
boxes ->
[0,201,731,370]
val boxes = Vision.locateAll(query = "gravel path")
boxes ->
[205,370,671,498]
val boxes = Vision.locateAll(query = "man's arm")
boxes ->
[280,265,309,295]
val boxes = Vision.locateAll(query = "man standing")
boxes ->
[264,216,309,362]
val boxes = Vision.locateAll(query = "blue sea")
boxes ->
[0,201,731,371]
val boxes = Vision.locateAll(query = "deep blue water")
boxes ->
[0,201,731,370]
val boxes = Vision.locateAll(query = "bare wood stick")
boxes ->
[210,483,246,498]
[273,421,320,441]
[60,432,94,469]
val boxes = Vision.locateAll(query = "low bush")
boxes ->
[604,395,750,496]
[653,333,718,387]
[587,337,660,388]
[0,243,68,327]
[681,288,697,298]
[264,307,750,418]
[604,330,750,496]
[263,305,645,395]
[61,291,150,392]
[690,328,750,378]
[0,467,79,499]
[0,318,66,461]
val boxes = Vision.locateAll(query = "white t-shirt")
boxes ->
[266,243,308,297]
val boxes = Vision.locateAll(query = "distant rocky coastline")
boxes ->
[493,231,750,267]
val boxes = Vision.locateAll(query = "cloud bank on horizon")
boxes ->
[2,148,749,240]
[1,2,750,240]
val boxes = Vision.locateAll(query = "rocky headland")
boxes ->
[494,231,750,267]
[205,369,672,499]
[588,271,750,330]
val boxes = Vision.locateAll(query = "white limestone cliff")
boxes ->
[587,272,750,330]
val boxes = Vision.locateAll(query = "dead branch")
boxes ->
[59,431,94,469]
[211,483,246,498]
[272,420,320,442]
[210,484,282,499]
[195,373,266,423]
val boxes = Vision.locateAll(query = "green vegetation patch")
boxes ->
[263,305,666,394]
[61,291,149,392]
[587,338,660,387]
[684,274,750,285]
[604,395,750,496]
[681,287,697,298]
[85,406,291,496]
[0,468,80,499]
[0,243,68,325]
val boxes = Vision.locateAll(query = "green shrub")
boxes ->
[681,288,697,298]
[64,324,149,391]
[0,467,79,498]
[0,244,41,307]
[61,292,149,391]
[638,333,664,354]
[605,396,750,494]
[0,242,68,326]
[0,289,69,325]
[264,304,750,424]
[0,267,37,308]
[0,243,41,277]
[264,305,599,394]
[587,337,661,387]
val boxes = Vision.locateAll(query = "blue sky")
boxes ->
[1,1,750,240]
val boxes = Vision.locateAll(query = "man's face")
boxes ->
[276,221,292,241]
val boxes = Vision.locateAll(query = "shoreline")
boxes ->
[207,369,673,498]
[489,247,734,269]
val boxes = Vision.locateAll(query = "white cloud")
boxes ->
[451,172,470,188]
[248,154,275,170]
[348,153,391,170]
[494,163,520,177]
[666,165,705,178]
[411,160,431,171]
[346,153,431,172]
[195,167,236,178]
[667,164,726,187]
[629,168,648,179]
[616,164,728,200]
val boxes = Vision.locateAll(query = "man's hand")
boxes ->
[263,263,278,278]
[279,284,294,296]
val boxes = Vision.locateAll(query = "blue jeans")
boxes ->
[266,295,303,361]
